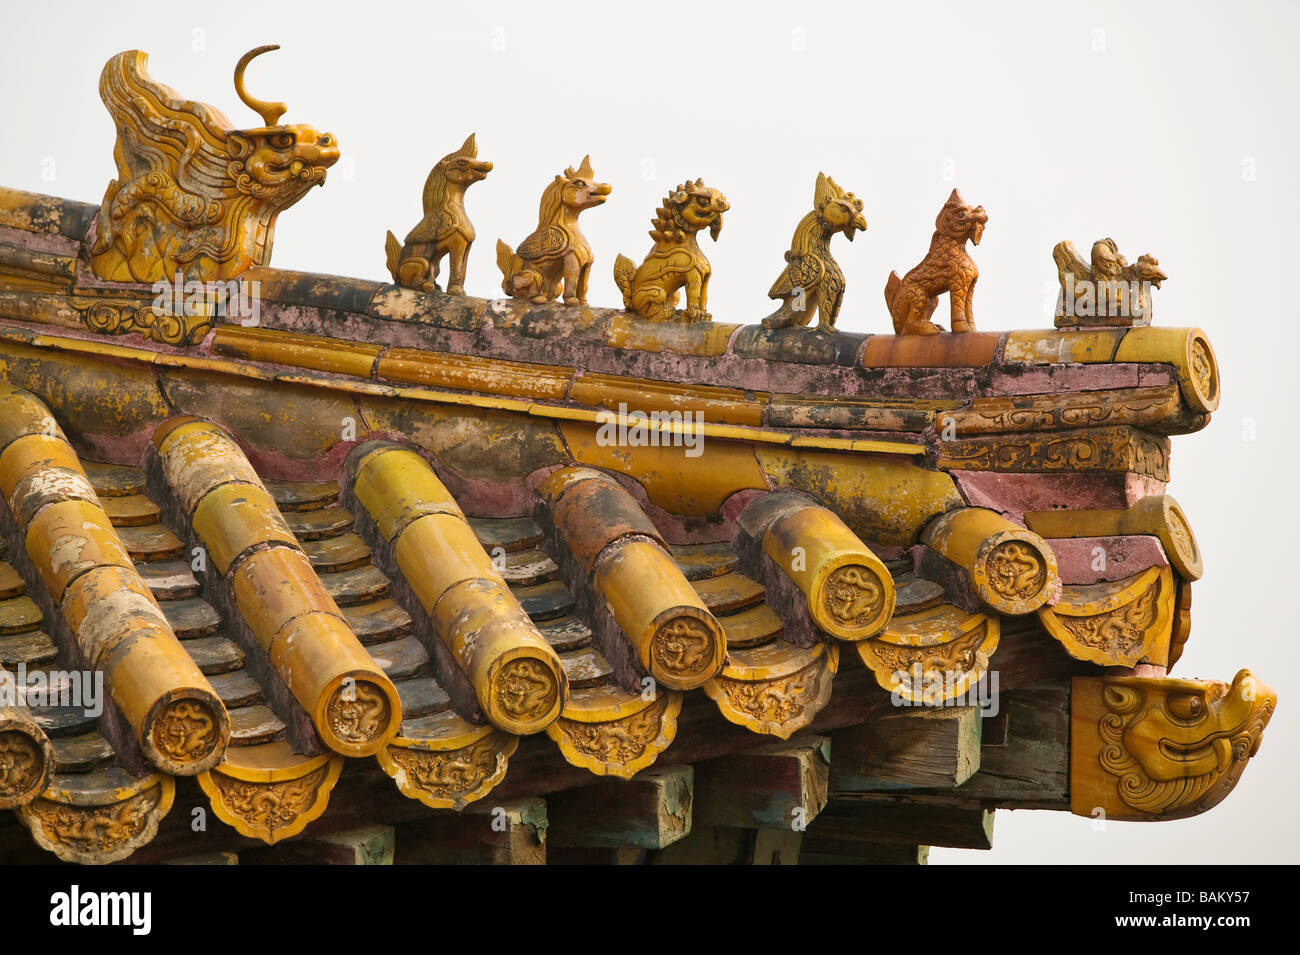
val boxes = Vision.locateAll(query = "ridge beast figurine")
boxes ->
[385,134,493,295]
[762,172,867,332]
[89,45,339,285]
[614,179,729,323]
[884,188,987,335]
[1053,237,1167,326]
[496,155,611,305]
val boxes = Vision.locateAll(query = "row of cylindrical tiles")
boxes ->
[0,392,1072,789]
[154,418,401,758]
[0,386,229,777]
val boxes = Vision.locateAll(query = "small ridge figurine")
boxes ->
[762,172,867,333]
[384,134,493,294]
[614,179,729,323]
[1053,237,1166,327]
[496,156,611,306]
[884,189,988,335]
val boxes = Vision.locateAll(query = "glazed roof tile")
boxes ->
[0,180,1272,863]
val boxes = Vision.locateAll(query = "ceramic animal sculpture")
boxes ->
[613,179,729,323]
[90,46,339,284]
[385,134,493,294]
[1053,237,1167,324]
[762,172,867,332]
[496,156,611,305]
[884,189,988,335]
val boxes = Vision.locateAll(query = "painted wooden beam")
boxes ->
[395,798,547,865]
[693,736,830,830]
[241,825,394,865]
[647,824,754,865]
[799,839,930,865]
[752,828,803,865]
[546,764,692,850]
[942,683,1069,808]
[810,796,995,850]
[160,851,239,865]
[831,707,981,791]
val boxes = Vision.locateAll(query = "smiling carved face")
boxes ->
[233,124,339,202]
[1072,668,1276,821]
[676,184,729,240]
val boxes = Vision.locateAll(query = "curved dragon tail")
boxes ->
[496,239,520,294]
[884,270,901,312]
[384,231,402,282]
[613,253,636,309]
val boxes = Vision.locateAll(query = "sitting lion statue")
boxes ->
[613,180,729,323]
[884,189,988,335]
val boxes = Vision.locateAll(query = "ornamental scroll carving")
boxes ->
[494,659,560,723]
[150,698,222,766]
[210,764,332,839]
[1071,671,1276,821]
[935,426,1171,481]
[652,617,716,678]
[327,680,392,745]
[73,296,212,346]
[823,564,886,630]
[547,692,681,779]
[386,732,514,807]
[945,386,1182,436]
[19,779,173,864]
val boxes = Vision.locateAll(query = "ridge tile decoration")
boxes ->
[614,179,729,323]
[90,47,337,286]
[885,189,987,335]
[762,173,867,333]
[1070,671,1276,822]
[197,743,343,844]
[496,156,610,306]
[385,134,493,295]
[1053,236,1166,328]
[0,45,1277,863]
